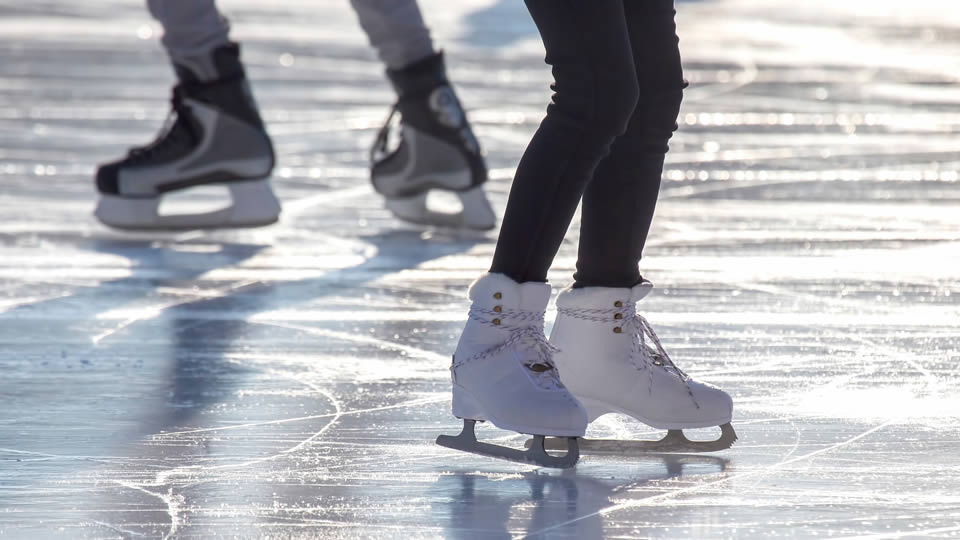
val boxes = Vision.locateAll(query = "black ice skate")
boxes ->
[94,43,279,231]
[371,52,496,230]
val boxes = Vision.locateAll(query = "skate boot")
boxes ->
[94,43,279,231]
[371,52,496,230]
[542,281,736,454]
[436,273,587,468]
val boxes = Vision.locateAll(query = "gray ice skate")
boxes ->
[94,43,279,231]
[371,53,496,230]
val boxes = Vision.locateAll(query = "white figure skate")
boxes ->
[94,44,279,231]
[371,53,496,231]
[537,280,736,454]
[436,273,587,468]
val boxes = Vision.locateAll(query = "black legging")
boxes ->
[489,0,685,288]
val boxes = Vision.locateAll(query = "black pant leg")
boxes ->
[489,0,638,283]
[574,0,685,288]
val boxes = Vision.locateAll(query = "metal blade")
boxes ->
[436,419,580,469]
[528,423,737,454]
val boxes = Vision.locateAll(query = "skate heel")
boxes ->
[95,195,161,229]
[456,185,496,230]
[383,182,494,231]
[451,385,487,421]
[577,397,615,423]
[226,179,282,226]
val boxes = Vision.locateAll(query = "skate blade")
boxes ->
[436,419,579,469]
[95,179,281,231]
[527,423,737,455]
[385,186,495,231]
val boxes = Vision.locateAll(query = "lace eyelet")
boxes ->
[493,292,503,300]
[613,327,622,334]
[492,318,501,326]
[614,300,623,308]
[493,305,502,313]
[614,313,623,320]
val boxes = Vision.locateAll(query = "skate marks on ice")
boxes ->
[0,229,485,538]
[432,456,730,539]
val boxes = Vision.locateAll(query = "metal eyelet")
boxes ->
[493,306,502,313]
[493,292,503,300]
[614,300,623,308]
[492,318,501,326]
[613,327,622,334]
[614,313,623,320]
[652,358,664,366]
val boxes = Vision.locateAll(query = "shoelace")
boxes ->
[625,308,689,381]
[127,86,195,163]
[369,103,399,165]
[452,307,564,391]
[557,306,689,381]
[558,304,700,407]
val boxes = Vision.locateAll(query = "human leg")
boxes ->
[438,0,642,468]
[348,0,434,70]
[488,0,640,283]
[550,0,736,454]
[573,0,686,289]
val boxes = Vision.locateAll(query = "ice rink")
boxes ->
[2,0,960,538]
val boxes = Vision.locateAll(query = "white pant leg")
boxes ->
[146,0,231,74]
[349,0,435,70]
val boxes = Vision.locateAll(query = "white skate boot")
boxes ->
[436,273,588,468]
[94,43,279,231]
[541,280,736,454]
[371,53,496,231]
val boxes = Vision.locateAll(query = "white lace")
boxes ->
[452,306,565,391]
[557,305,694,393]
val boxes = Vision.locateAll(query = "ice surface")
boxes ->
[1,0,959,538]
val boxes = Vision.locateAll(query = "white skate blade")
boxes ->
[95,179,281,231]
[436,419,579,469]
[528,423,737,455]
[385,185,495,231]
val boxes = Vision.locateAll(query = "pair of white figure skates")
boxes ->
[437,273,736,468]
[94,46,495,232]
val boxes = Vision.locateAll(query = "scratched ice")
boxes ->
[1,0,959,538]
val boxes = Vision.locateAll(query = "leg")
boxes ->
[438,1,641,468]
[574,0,686,288]
[146,0,231,79]
[550,1,736,454]
[489,0,640,283]
[352,0,494,229]
[94,0,277,230]
[349,0,434,70]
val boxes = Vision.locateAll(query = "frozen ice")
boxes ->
[1,0,959,538]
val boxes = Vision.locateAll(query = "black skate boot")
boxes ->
[94,43,279,231]
[371,52,495,230]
